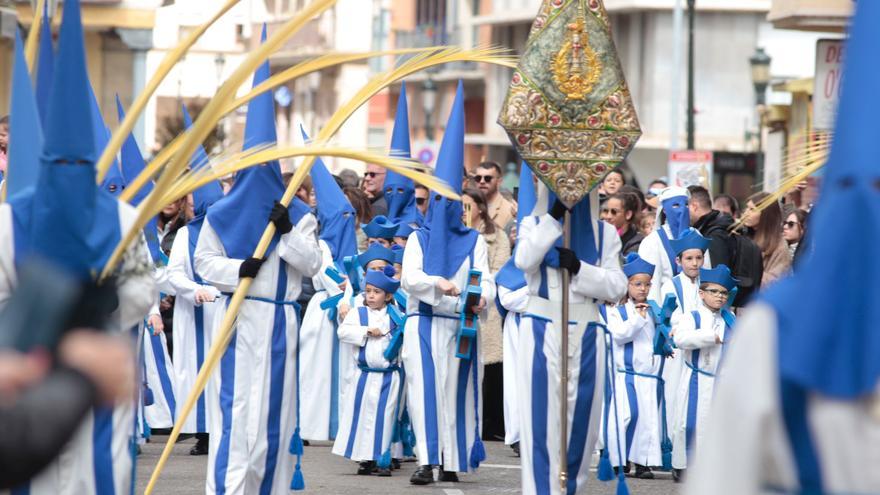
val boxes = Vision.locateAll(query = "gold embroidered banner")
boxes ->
[498,0,641,207]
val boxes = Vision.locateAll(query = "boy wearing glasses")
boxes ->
[670,265,737,481]
[602,254,662,479]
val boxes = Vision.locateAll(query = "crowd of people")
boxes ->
[3,1,877,495]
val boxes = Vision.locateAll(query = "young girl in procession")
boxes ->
[670,265,737,481]
[601,253,662,479]
[332,266,406,477]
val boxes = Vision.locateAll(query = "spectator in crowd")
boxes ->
[687,185,734,268]
[338,168,360,188]
[599,169,625,201]
[645,178,667,202]
[742,192,792,287]
[639,214,656,236]
[362,163,389,216]
[414,184,429,218]
[713,193,739,220]
[473,161,516,230]
[294,175,314,206]
[601,191,643,255]
[344,185,374,251]
[782,207,808,261]
[0,115,7,181]
[619,184,646,210]
[158,197,188,248]
[461,187,510,441]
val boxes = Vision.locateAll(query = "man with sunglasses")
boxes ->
[414,185,429,218]
[362,163,389,217]
[473,162,516,231]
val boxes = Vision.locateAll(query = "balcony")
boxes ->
[392,24,481,75]
[768,0,852,32]
[264,15,332,65]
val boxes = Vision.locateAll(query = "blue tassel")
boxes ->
[661,438,673,471]
[597,451,614,482]
[378,449,392,469]
[469,437,486,469]
[616,472,630,495]
[391,420,401,444]
[289,428,304,456]
[290,462,305,491]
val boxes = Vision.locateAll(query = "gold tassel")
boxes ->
[95,0,242,183]
[24,0,45,72]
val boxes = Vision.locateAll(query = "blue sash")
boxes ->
[658,228,680,276]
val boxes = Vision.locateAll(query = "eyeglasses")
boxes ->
[471,175,496,183]
[628,281,652,289]
[601,207,621,216]
[702,288,730,298]
[782,221,800,229]
[365,171,385,179]
[415,197,427,205]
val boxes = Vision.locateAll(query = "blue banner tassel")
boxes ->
[289,427,304,456]
[597,450,614,481]
[469,436,486,469]
[290,459,305,491]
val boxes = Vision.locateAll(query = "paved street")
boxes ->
[137,436,681,494]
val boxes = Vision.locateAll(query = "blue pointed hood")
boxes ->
[420,81,478,278]
[35,1,54,128]
[384,82,418,226]
[89,83,123,196]
[9,0,120,280]
[763,0,880,399]
[6,29,44,196]
[116,96,162,261]
[301,125,357,263]
[495,163,535,292]
[181,104,223,218]
[206,24,309,259]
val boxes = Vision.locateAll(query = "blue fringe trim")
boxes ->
[469,437,486,469]
[290,461,305,491]
[597,450,614,482]
[289,428,304,456]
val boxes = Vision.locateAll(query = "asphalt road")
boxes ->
[137,436,682,494]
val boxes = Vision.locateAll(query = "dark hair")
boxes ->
[606,192,640,229]
[748,192,785,257]
[783,207,808,242]
[343,186,373,224]
[0,115,8,125]
[462,188,496,235]
[714,193,739,217]
[649,179,667,188]
[618,185,645,211]
[687,185,712,210]
[414,184,428,191]
[477,161,502,176]
[604,169,625,183]
[282,171,293,186]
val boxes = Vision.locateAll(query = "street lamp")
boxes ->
[749,47,772,106]
[422,78,437,141]
[686,0,696,150]
[749,47,772,189]
[214,53,227,89]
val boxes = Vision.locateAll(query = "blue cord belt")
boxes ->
[685,360,716,378]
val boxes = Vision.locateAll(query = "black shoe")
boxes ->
[410,465,434,485]
[511,442,520,457]
[391,458,401,470]
[439,469,459,482]
[634,464,654,479]
[672,468,685,483]
[623,462,632,474]
[175,433,194,443]
[189,438,209,456]
[303,440,310,447]
[376,467,392,477]
[357,461,376,475]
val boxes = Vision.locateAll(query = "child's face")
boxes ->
[677,249,704,280]
[366,260,389,271]
[368,237,392,248]
[364,285,390,310]
[0,123,9,152]
[393,263,402,280]
[699,283,729,311]
[627,273,651,303]
[394,236,407,247]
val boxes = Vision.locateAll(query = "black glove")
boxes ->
[66,278,120,331]
[549,199,568,221]
[269,201,293,235]
[239,257,265,279]
[556,247,581,276]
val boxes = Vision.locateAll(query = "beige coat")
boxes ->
[480,226,512,364]
[488,194,517,232]
[761,238,793,287]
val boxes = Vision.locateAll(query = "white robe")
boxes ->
[670,304,730,470]
[639,225,711,304]
[498,284,529,447]
[686,302,880,495]
[297,240,352,441]
[195,214,321,495]
[603,301,662,467]
[400,231,496,473]
[167,226,222,434]
[0,201,155,495]
[332,305,403,462]
[514,213,627,495]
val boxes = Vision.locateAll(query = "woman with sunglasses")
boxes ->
[782,208,807,260]
[741,193,792,287]
[601,192,643,255]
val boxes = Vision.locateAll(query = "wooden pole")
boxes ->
[559,210,571,492]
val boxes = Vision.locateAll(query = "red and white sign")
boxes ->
[668,150,713,192]
[813,39,845,131]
